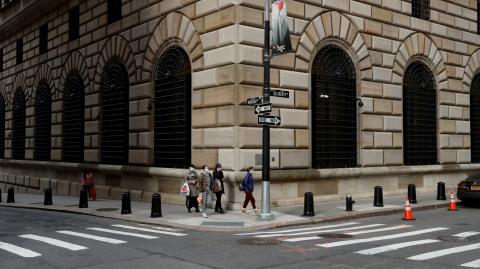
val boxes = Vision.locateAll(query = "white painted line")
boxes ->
[137,224,178,232]
[346,225,412,235]
[283,236,323,242]
[0,242,41,258]
[234,222,360,236]
[408,243,480,261]
[57,231,126,244]
[462,259,480,268]
[19,234,87,251]
[453,232,480,238]
[256,224,385,238]
[356,239,440,255]
[318,227,449,248]
[86,228,158,239]
[111,224,187,237]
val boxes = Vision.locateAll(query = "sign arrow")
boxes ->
[255,103,272,114]
[258,115,281,126]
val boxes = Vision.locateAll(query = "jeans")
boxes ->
[201,190,211,213]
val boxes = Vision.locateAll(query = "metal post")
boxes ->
[260,0,273,221]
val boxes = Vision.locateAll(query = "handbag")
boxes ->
[213,179,222,193]
[180,182,190,196]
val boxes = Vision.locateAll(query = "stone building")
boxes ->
[0,0,479,207]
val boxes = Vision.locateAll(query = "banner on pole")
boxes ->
[271,0,292,56]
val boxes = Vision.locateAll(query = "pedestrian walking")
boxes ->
[80,169,96,201]
[213,163,225,214]
[184,164,200,213]
[198,165,214,218]
[241,166,258,214]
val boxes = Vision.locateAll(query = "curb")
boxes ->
[0,200,452,232]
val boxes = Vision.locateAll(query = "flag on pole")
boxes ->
[271,0,292,56]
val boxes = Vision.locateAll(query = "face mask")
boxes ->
[217,167,222,171]
[189,167,194,172]
[204,168,209,172]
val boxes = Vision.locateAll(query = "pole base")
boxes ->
[258,212,274,221]
[402,218,416,221]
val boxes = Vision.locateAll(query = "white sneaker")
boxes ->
[254,208,260,215]
[202,213,208,218]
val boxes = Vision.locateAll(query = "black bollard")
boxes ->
[79,188,88,208]
[121,192,131,215]
[437,182,446,200]
[346,194,355,212]
[44,188,53,205]
[151,193,162,218]
[302,192,315,217]
[0,188,2,203]
[408,184,417,204]
[373,186,383,207]
[7,187,14,203]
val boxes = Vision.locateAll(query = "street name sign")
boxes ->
[258,115,281,126]
[247,96,264,106]
[255,103,272,114]
[270,89,289,98]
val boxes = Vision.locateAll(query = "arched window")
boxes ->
[311,45,357,169]
[12,88,26,160]
[100,62,129,165]
[403,61,437,165]
[412,0,430,20]
[154,47,192,168]
[63,72,84,162]
[34,81,51,161]
[0,96,5,158]
[471,74,480,163]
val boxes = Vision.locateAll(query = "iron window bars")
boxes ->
[34,82,51,161]
[68,6,80,41]
[311,45,357,169]
[107,0,122,24]
[412,0,430,20]
[63,72,84,162]
[12,88,25,160]
[0,96,5,158]
[471,74,480,163]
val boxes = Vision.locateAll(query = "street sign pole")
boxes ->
[260,0,273,221]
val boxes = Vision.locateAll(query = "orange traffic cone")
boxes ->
[402,196,415,221]
[448,192,458,211]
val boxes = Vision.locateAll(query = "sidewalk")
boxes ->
[0,192,450,232]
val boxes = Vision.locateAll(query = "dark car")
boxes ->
[457,174,480,203]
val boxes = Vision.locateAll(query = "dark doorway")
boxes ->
[34,81,51,161]
[471,74,480,163]
[63,72,85,162]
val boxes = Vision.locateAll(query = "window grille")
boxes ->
[403,62,437,165]
[39,23,48,54]
[412,0,430,20]
[311,45,357,169]
[34,82,51,161]
[0,96,5,158]
[100,62,129,165]
[471,74,480,163]
[0,48,3,72]
[16,38,23,65]
[12,89,25,160]
[107,0,122,24]
[68,6,80,41]
[154,47,191,168]
[63,72,84,162]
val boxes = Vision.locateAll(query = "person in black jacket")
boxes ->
[212,163,225,214]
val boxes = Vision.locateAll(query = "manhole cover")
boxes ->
[237,238,281,245]
[321,233,354,239]
[96,208,119,212]
[439,235,480,243]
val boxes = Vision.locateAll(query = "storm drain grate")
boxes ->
[96,208,119,212]
[201,221,244,227]
[321,233,354,239]
[237,238,281,246]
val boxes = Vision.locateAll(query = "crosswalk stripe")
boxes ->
[317,227,449,248]
[283,236,323,242]
[462,259,480,268]
[346,225,411,235]
[111,224,187,236]
[0,242,41,258]
[408,243,480,261]
[256,224,385,238]
[356,239,440,255]
[137,224,178,232]
[234,222,360,236]
[19,234,87,251]
[86,228,158,239]
[453,232,480,238]
[57,231,126,244]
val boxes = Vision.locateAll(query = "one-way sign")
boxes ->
[247,96,264,106]
[258,115,281,125]
[255,103,272,114]
[270,89,289,98]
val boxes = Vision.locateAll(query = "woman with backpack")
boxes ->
[241,166,258,214]
[212,163,225,214]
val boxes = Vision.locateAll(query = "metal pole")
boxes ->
[260,0,273,221]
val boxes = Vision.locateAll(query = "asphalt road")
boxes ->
[1,206,480,269]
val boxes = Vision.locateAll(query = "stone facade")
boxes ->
[1,0,480,207]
